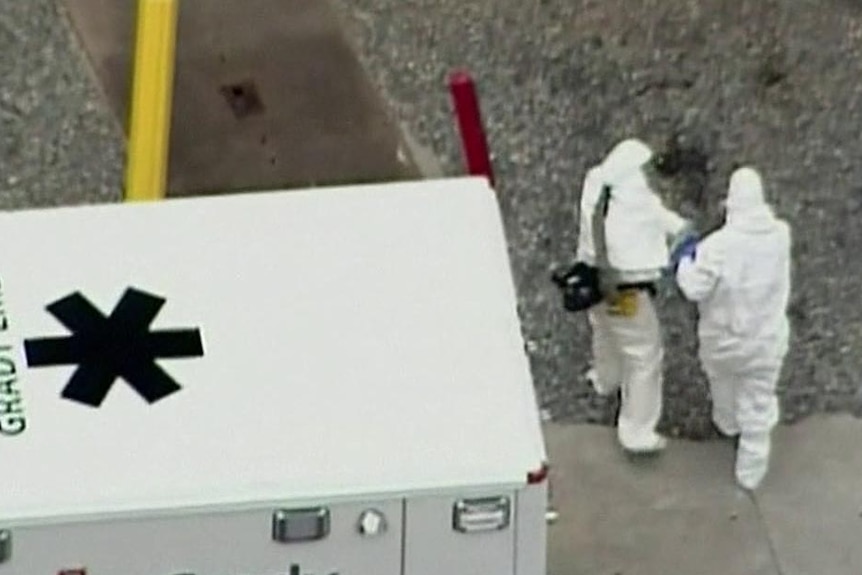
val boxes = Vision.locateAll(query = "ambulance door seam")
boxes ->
[512,489,519,575]
[400,497,407,575]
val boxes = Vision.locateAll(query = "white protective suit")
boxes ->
[675,167,791,490]
[576,139,689,453]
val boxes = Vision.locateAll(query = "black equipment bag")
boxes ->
[551,184,615,313]
[551,261,603,312]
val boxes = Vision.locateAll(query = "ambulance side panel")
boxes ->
[515,483,548,575]
[2,499,402,575]
[404,490,517,575]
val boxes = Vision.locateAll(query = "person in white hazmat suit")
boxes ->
[674,167,791,490]
[576,139,691,453]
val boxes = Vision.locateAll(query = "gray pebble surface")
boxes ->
[0,0,122,210]
[332,0,862,438]
[3,0,861,439]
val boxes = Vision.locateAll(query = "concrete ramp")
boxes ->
[64,0,418,197]
[544,417,862,575]
[544,424,778,575]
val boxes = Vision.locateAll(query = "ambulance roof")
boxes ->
[0,177,546,523]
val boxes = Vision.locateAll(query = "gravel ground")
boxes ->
[4,0,861,439]
[0,0,122,210]
[332,0,862,438]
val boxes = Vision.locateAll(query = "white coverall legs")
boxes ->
[588,291,665,452]
[701,353,742,436]
[701,349,782,489]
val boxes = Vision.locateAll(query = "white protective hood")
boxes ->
[724,167,777,233]
[600,139,677,275]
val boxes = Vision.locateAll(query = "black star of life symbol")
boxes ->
[23,287,204,408]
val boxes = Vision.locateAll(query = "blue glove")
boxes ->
[669,234,698,272]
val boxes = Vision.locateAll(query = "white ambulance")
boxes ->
[0,176,548,575]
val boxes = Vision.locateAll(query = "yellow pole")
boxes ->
[124,0,179,202]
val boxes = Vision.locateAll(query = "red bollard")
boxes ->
[448,70,495,188]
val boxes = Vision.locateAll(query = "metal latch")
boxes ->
[453,496,511,533]
[0,530,10,563]
[272,507,330,543]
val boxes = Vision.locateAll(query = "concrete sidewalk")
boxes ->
[64,0,423,197]
[544,416,862,575]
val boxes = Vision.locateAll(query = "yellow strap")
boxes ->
[607,289,639,317]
